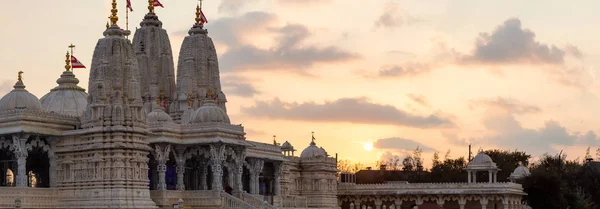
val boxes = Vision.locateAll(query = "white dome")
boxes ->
[509,165,530,180]
[300,141,327,158]
[147,105,173,123]
[40,71,88,116]
[0,80,42,112]
[282,141,293,149]
[467,152,497,169]
[191,99,230,123]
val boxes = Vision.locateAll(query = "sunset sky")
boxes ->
[1,0,600,168]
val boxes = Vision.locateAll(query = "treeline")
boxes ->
[337,148,600,209]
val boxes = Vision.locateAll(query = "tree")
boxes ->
[444,149,451,160]
[483,149,530,181]
[413,146,424,171]
[402,156,414,171]
[337,159,364,173]
[585,147,592,160]
[432,151,440,167]
[429,157,468,182]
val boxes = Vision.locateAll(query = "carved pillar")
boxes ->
[153,144,171,190]
[274,161,283,196]
[394,199,402,209]
[458,197,467,209]
[200,165,207,190]
[12,135,28,187]
[209,144,226,191]
[232,148,246,195]
[375,198,382,209]
[488,170,492,183]
[467,171,471,183]
[48,138,58,188]
[436,196,445,208]
[480,197,489,209]
[493,171,497,182]
[248,158,264,194]
[175,146,186,190]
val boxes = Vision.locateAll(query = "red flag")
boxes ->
[162,99,167,109]
[126,0,133,12]
[200,8,208,24]
[71,56,86,69]
[153,0,164,8]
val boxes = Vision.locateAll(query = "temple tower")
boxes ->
[56,1,157,208]
[175,4,228,117]
[133,0,176,115]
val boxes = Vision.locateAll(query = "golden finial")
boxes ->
[17,71,23,82]
[206,88,212,98]
[273,135,277,145]
[195,4,201,24]
[65,51,71,72]
[106,21,109,29]
[187,97,192,107]
[109,0,119,25]
[148,0,155,13]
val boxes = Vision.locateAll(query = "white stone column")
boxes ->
[488,170,493,183]
[248,158,264,194]
[480,198,489,209]
[468,171,472,183]
[375,198,382,209]
[274,161,282,196]
[493,171,497,183]
[12,135,29,188]
[209,144,226,191]
[175,147,186,190]
[436,197,445,208]
[153,144,171,190]
[394,199,402,209]
[458,197,467,209]
[48,138,58,188]
[200,165,207,190]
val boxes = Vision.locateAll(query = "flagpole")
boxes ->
[68,44,75,73]
[126,1,129,39]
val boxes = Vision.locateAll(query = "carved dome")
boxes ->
[0,78,42,112]
[40,71,88,116]
[180,107,195,124]
[191,99,230,123]
[300,140,327,158]
[147,104,173,123]
[509,165,530,180]
[466,152,498,170]
[282,141,293,149]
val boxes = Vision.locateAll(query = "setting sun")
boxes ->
[363,142,373,151]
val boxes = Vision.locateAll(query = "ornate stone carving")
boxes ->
[209,144,226,191]
[12,135,29,187]
[153,144,171,190]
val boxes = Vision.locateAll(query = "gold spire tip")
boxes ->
[195,4,201,24]
[109,0,119,25]
[17,71,23,82]
[148,0,155,13]
[65,51,71,72]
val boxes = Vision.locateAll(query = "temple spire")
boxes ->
[65,51,71,72]
[109,0,119,25]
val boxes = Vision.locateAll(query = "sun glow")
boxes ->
[363,142,373,151]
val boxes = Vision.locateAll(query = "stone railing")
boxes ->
[150,190,221,208]
[0,187,58,208]
[246,141,282,153]
[273,195,307,208]
[337,182,525,195]
[221,192,257,209]
[240,192,278,209]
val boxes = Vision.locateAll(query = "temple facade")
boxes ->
[0,1,528,209]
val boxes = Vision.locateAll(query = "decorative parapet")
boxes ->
[0,109,79,124]
[337,182,526,195]
[0,188,58,208]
